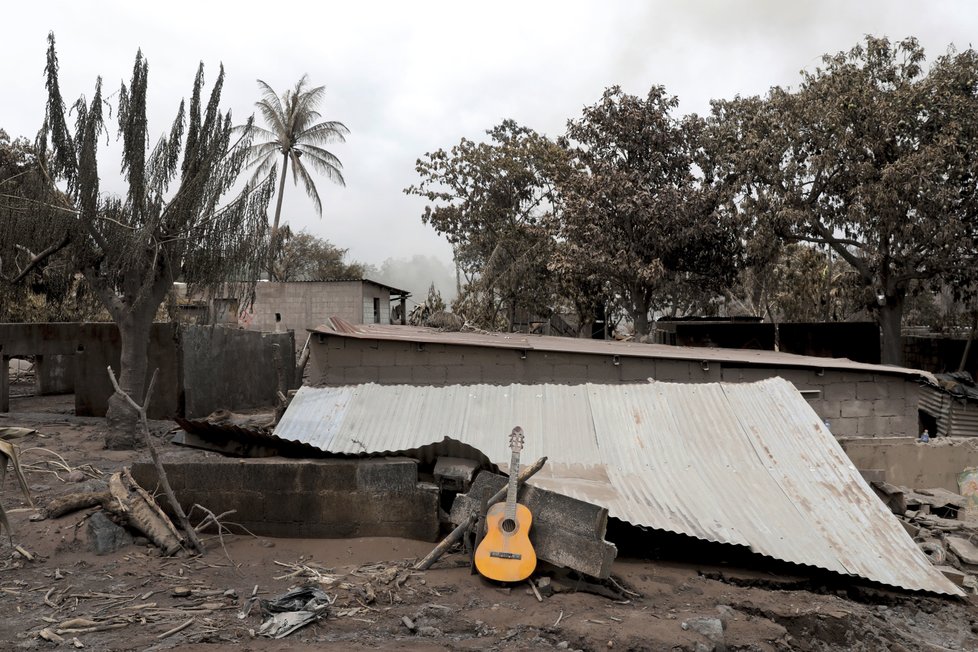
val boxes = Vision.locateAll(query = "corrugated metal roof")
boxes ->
[273,377,960,596]
[313,317,937,382]
[920,385,978,438]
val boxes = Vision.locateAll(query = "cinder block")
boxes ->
[554,364,587,381]
[357,458,419,491]
[585,362,621,382]
[412,366,447,384]
[831,417,859,437]
[856,382,888,400]
[377,365,414,384]
[823,382,857,402]
[857,415,890,437]
[840,400,874,418]
[651,360,688,382]
[524,363,557,383]
[873,398,907,417]
[344,366,380,383]
[445,366,483,384]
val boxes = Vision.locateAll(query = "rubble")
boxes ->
[873,480,978,593]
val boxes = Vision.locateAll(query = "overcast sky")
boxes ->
[4,1,976,301]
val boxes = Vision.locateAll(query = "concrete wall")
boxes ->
[130,457,440,540]
[840,437,978,492]
[2,322,292,419]
[181,326,295,419]
[74,323,181,419]
[241,281,365,333]
[309,335,921,438]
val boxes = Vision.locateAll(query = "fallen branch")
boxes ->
[107,366,205,556]
[45,492,110,519]
[157,617,194,640]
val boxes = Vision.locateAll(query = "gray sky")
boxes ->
[4,1,976,301]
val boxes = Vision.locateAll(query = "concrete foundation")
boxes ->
[130,457,440,541]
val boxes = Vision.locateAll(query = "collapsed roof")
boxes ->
[273,377,961,596]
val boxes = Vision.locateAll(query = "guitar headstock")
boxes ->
[509,426,524,453]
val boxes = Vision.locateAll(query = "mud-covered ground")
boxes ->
[2,394,978,651]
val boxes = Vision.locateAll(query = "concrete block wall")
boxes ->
[310,335,922,438]
[245,282,391,332]
[130,457,440,541]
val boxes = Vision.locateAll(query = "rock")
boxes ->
[947,536,978,566]
[86,512,133,555]
[416,626,443,637]
[133,536,149,546]
[537,577,553,597]
[686,617,726,651]
[172,586,192,597]
[66,470,86,483]
[715,605,735,629]
[557,642,569,649]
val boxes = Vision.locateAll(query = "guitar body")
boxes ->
[474,501,537,582]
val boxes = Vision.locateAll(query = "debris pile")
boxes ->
[872,481,978,592]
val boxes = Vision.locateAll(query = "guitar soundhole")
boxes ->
[500,518,517,534]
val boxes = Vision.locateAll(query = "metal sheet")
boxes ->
[313,317,936,382]
[274,378,961,595]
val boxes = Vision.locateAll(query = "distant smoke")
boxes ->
[369,254,458,307]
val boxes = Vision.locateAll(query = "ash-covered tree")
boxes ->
[556,86,741,336]
[273,227,364,281]
[0,34,276,448]
[406,120,566,331]
[712,36,978,364]
[0,129,102,322]
[240,76,348,280]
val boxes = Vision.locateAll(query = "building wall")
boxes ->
[308,335,920,438]
[181,326,295,418]
[1,322,292,419]
[242,281,365,333]
[839,437,978,493]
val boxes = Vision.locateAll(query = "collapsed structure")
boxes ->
[270,377,961,596]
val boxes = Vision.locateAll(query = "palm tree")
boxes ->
[243,75,349,279]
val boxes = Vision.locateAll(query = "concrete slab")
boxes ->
[450,471,617,579]
[947,536,978,567]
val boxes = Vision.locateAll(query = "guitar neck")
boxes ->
[505,448,521,522]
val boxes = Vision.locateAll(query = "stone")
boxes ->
[685,617,726,651]
[66,470,86,483]
[947,536,978,566]
[86,512,133,555]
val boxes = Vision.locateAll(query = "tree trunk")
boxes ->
[632,292,651,338]
[105,305,157,449]
[267,151,290,281]
[878,293,905,366]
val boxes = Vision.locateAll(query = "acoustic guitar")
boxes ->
[474,427,537,582]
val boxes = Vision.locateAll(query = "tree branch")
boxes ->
[106,366,206,556]
[5,232,71,284]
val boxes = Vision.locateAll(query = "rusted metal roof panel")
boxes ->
[311,317,936,382]
[274,378,960,595]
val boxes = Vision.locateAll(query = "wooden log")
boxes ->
[45,492,111,518]
[108,472,182,556]
[414,455,547,571]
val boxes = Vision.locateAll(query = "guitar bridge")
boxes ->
[489,551,522,560]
